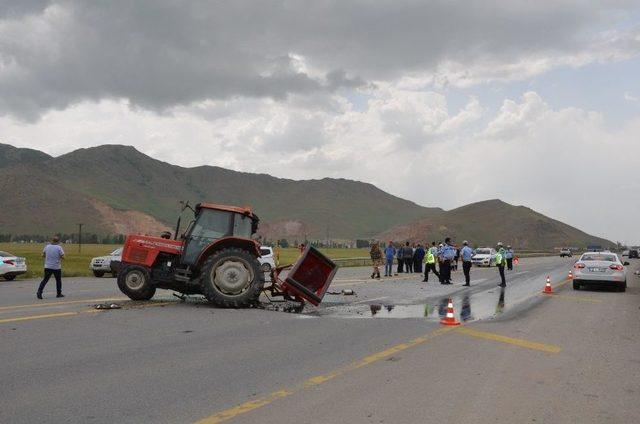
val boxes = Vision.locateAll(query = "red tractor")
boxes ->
[116,202,337,308]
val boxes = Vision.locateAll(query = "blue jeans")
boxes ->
[385,258,393,275]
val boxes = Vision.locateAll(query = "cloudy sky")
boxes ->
[1,1,639,243]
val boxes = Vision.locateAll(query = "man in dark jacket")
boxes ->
[403,242,414,273]
[413,244,425,273]
[396,243,404,274]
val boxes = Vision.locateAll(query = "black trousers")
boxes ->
[440,260,452,284]
[423,263,440,282]
[498,265,506,286]
[463,261,472,284]
[397,258,404,273]
[38,268,62,295]
[507,258,513,270]
[404,258,413,273]
[414,258,423,273]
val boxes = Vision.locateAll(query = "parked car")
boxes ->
[471,248,497,267]
[0,251,27,281]
[559,248,572,258]
[629,249,639,259]
[90,247,123,277]
[573,252,627,291]
[258,246,276,272]
[622,250,629,257]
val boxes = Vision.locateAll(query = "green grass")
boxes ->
[0,243,371,279]
[0,243,120,279]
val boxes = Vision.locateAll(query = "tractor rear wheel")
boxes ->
[117,265,156,301]
[201,247,264,308]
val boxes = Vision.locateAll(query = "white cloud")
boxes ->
[624,92,639,102]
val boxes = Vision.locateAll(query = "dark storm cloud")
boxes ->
[0,0,633,119]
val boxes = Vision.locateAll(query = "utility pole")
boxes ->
[78,223,83,253]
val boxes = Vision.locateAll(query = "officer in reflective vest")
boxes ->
[495,242,507,287]
[422,241,440,283]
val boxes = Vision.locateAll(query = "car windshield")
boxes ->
[110,248,123,255]
[475,249,490,255]
[581,254,617,262]
[0,251,12,257]
[260,248,271,256]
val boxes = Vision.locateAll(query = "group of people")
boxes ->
[369,238,515,287]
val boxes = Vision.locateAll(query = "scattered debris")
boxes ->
[341,289,355,295]
[94,303,122,310]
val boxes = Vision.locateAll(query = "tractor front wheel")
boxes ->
[201,247,264,308]
[117,265,156,301]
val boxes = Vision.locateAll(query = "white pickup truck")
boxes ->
[90,247,122,277]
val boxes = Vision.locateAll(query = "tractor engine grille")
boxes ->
[129,248,149,263]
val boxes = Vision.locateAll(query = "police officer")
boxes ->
[495,242,507,287]
[422,242,440,282]
[440,237,457,284]
[460,240,474,286]
[506,245,514,270]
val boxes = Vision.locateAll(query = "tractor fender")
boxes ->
[195,237,260,267]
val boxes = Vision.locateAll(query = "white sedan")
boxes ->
[0,251,27,281]
[471,248,497,267]
[573,252,627,292]
[258,246,276,272]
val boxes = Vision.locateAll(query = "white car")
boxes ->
[258,246,276,272]
[0,251,27,281]
[90,247,123,277]
[471,248,497,267]
[573,252,627,291]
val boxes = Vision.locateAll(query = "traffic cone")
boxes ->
[568,270,573,279]
[440,298,461,326]
[542,276,553,294]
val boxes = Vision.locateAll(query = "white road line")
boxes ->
[353,296,388,305]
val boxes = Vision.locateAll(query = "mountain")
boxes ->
[0,143,613,249]
[0,143,440,239]
[377,199,612,249]
[0,144,50,168]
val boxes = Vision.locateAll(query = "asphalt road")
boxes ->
[1,256,639,423]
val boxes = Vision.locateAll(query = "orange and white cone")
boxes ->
[568,270,573,279]
[542,276,553,294]
[440,298,461,326]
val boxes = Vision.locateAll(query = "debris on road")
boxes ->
[94,303,122,310]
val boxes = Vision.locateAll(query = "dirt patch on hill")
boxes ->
[90,199,170,236]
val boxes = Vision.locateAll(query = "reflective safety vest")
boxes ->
[425,250,435,264]
[495,252,503,264]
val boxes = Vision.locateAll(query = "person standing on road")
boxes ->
[423,242,440,282]
[369,242,382,279]
[437,242,444,283]
[460,241,474,286]
[383,241,396,277]
[440,238,457,284]
[506,245,514,270]
[403,242,414,273]
[396,243,404,274]
[495,242,507,287]
[37,236,65,299]
[414,243,425,273]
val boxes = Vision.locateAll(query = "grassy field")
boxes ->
[0,243,370,279]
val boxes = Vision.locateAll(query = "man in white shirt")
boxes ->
[37,236,65,299]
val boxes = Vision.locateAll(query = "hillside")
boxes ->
[0,143,439,239]
[377,199,612,249]
[0,143,613,248]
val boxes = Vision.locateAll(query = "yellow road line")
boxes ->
[0,301,175,325]
[455,327,561,354]
[542,294,602,304]
[0,297,127,312]
[195,326,456,424]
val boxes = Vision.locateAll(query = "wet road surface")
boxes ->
[1,256,639,423]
